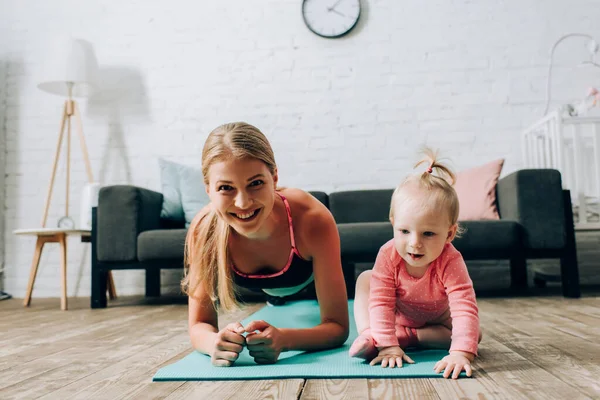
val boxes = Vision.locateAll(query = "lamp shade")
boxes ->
[37,37,99,98]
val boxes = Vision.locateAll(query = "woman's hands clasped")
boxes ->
[211,322,246,367]
[211,320,285,366]
[244,320,285,364]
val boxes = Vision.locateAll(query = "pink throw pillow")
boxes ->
[454,159,504,221]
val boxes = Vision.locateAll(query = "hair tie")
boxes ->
[427,163,434,173]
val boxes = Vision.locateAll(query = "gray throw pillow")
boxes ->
[158,158,185,222]
[179,164,210,227]
[158,158,210,227]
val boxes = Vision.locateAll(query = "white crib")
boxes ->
[522,111,600,230]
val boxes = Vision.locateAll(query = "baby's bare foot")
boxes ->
[349,333,377,360]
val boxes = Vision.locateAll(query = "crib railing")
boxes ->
[522,112,600,230]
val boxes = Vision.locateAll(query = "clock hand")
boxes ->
[330,9,346,17]
[327,0,343,11]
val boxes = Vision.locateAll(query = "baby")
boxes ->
[349,148,481,379]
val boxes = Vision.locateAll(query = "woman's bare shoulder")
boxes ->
[280,188,337,244]
[279,188,329,217]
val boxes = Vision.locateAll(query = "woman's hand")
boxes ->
[244,320,285,364]
[370,346,415,368]
[434,351,474,379]
[211,322,246,367]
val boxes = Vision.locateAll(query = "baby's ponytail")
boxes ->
[414,147,456,187]
[389,147,464,237]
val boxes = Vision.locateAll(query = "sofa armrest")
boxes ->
[97,185,164,262]
[496,169,565,250]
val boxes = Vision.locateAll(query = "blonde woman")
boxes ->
[183,122,349,367]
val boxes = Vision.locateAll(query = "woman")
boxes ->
[183,122,349,366]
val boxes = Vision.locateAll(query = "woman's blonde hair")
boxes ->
[389,147,464,237]
[181,122,277,311]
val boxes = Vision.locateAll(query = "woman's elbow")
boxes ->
[339,326,350,346]
[331,320,350,347]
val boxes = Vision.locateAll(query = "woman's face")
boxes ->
[206,157,277,238]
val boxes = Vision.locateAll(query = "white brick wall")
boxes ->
[0,58,6,289]
[1,0,599,298]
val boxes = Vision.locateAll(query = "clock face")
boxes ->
[302,0,361,38]
[57,216,75,229]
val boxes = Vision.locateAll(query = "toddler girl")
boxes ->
[349,149,481,379]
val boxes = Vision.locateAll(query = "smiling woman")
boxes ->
[182,122,349,367]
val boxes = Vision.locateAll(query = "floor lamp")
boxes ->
[34,37,116,303]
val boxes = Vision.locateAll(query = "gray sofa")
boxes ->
[91,169,580,308]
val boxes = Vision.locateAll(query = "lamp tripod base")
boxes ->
[33,99,117,305]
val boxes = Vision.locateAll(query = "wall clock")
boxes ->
[302,0,361,38]
[57,216,75,229]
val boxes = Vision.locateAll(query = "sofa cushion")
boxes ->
[455,159,504,221]
[158,158,186,222]
[338,222,393,261]
[157,158,210,228]
[179,165,210,228]
[138,229,187,262]
[330,190,395,223]
[338,220,522,263]
[454,220,522,259]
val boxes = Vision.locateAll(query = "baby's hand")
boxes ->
[369,346,415,368]
[434,351,474,379]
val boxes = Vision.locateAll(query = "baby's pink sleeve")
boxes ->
[439,251,480,356]
[369,247,399,348]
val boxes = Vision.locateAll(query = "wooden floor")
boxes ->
[1,291,599,400]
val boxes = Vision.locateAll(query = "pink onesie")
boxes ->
[369,240,480,355]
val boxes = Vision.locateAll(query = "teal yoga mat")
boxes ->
[153,300,460,381]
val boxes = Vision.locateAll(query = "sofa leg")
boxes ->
[91,269,108,309]
[90,208,108,309]
[509,255,528,292]
[560,190,581,298]
[342,261,355,299]
[533,276,547,288]
[145,269,161,297]
[560,255,580,298]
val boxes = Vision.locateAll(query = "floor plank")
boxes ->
[475,336,592,399]
[367,378,440,399]
[115,382,187,400]
[427,371,517,400]
[163,380,304,400]
[1,295,600,399]
[483,319,600,398]
[300,379,370,399]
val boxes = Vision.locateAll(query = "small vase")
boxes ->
[79,182,101,230]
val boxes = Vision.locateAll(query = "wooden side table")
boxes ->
[14,228,117,310]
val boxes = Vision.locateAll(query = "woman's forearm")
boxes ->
[280,321,348,352]
[189,322,219,356]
